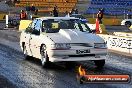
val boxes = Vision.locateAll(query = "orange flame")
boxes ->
[78,65,86,76]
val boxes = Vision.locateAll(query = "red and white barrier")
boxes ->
[98,34,132,54]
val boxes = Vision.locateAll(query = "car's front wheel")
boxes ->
[125,21,131,27]
[40,45,49,68]
[94,60,105,69]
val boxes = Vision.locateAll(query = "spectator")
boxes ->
[97,9,104,24]
[127,14,131,19]
[65,11,68,14]
[75,8,78,14]
[34,9,38,15]
[13,0,20,3]
[30,4,36,12]
[53,7,58,17]
[30,4,36,13]
[69,11,72,15]
[65,0,69,3]
[71,8,75,14]
[20,10,27,20]
[25,2,31,19]
[65,11,70,17]
[25,2,30,12]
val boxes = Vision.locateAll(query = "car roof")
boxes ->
[36,17,79,20]
[71,14,82,16]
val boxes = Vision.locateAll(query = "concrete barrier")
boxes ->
[98,34,132,54]
[113,32,132,37]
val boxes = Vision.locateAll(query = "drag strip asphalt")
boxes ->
[0,26,131,88]
[0,40,131,88]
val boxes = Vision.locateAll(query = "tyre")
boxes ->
[23,44,30,60]
[94,60,105,69]
[125,21,131,27]
[40,45,49,68]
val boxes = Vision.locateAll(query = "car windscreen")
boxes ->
[75,22,92,33]
[42,19,91,33]
[42,19,77,33]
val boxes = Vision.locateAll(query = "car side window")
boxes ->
[74,22,84,32]
[42,20,51,32]
[32,20,41,35]
[25,20,37,33]
[74,23,80,31]
[42,20,60,33]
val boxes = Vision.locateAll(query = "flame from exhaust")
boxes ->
[78,65,86,76]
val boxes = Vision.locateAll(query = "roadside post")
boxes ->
[6,15,8,28]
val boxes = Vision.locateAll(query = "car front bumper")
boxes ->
[49,55,107,62]
[47,48,107,62]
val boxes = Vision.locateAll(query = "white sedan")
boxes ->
[20,17,107,68]
[121,19,132,27]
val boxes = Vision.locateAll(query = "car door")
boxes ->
[23,23,34,56]
[30,19,42,58]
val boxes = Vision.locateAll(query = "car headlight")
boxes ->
[51,43,71,50]
[94,43,107,48]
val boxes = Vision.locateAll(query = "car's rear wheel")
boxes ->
[94,60,105,69]
[23,44,30,60]
[40,45,49,68]
[125,21,131,27]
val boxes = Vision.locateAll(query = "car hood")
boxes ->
[44,29,104,44]
[122,19,132,22]
[80,19,88,22]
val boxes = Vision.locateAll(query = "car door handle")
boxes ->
[30,38,32,39]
